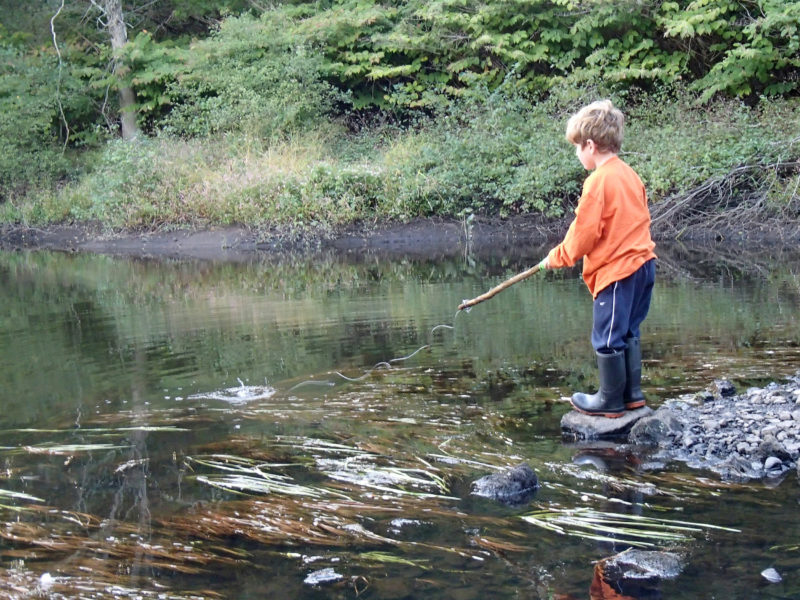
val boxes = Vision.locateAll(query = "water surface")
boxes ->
[1,246,799,598]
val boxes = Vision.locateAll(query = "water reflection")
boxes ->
[0,246,799,598]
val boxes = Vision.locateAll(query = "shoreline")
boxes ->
[1,217,799,262]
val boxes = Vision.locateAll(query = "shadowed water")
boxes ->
[1,245,800,598]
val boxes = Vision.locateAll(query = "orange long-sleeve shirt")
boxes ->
[547,156,656,298]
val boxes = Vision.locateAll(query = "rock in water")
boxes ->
[561,406,653,441]
[471,463,539,506]
[304,568,343,586]
[600,549,683,583]
[628,408,685,446]
[713,379,737,398]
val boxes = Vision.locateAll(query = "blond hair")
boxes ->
[565,100,624,153]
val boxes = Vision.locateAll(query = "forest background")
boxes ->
[1,0,798,239]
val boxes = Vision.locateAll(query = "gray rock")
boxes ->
[713,379,737,398]
[600,549,683,583]
[471,463,539,506]
[304,568,343,586]
[716,454,759,481]
[628,408,683,446]
[561,406,653,441]
[695,390,714,403]
[756,436,792,462]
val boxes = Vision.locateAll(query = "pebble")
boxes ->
[39,573,53,590]
[761,567,782,583]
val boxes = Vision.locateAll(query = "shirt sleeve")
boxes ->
[547,175,605,268]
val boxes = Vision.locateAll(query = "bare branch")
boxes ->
[50,0,70,151]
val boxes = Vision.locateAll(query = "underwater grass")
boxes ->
[17,443,130,455]
[360,551,429,567]
[5,426,190,433]
[0,505,245,588]
[0,489,44,503]
[187,455,334,498]
[187,450,457,501]
[521,507,740,549]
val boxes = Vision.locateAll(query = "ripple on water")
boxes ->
[188,382,276,404]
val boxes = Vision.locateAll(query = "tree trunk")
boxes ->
[104,0,140,139]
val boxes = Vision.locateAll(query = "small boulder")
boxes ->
[304,568,343,586]
[628,408,684,446]
[471,463,539,506]
[600,549,683,583]
[713,379,737,398]
[756,435,792,462]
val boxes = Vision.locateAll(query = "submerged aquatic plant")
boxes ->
[18,443,130,455]
[0,488,45,513]
[521,507,739,549]
[320,457,454,499]
[187,455,334,498]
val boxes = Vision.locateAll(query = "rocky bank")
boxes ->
[563,374,800,482]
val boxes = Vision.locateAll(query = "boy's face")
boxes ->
[575,141,596,170]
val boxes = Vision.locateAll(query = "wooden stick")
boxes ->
[458,264,542,310]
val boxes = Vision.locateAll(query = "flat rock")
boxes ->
[561,407,654,440]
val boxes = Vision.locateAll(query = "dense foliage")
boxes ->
[287,0,800,107]
[0,0,798,228]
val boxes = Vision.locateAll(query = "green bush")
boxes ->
[162,12,345,139]
[8,78,799,231]
[0,45,71,198]
[624,88,800,200]
[379,87,582,219]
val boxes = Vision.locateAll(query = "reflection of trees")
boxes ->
[110,346,151,582]
[63,345,157,583]
[3,245,800,423]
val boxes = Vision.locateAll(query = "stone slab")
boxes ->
[561,406,654,440]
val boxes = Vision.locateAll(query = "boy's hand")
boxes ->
[538,256,550,271]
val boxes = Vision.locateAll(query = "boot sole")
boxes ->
[624,400,646,410]
[569,401,625,419]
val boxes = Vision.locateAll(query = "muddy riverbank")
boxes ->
[2,215,799,261]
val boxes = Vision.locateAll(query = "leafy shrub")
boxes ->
[380,87,582,218]
[0,45,71,199]
[625,88,799,200]
[162,11,345,139]
[283,0,800,113]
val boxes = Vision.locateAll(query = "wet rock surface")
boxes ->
[629,376,800,481]
[600,549,683,583]
[561,406,654,440]
[471,463,540,505]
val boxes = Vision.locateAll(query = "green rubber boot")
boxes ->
[570,349,626,418]
[623,335,646,410]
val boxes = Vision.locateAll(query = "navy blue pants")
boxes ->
[591,259,656,352]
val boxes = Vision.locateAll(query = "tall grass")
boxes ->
[2,87,797,231]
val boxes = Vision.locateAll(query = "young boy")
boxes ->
[539,100,656,418]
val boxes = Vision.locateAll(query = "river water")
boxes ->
[1,245,800,598]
